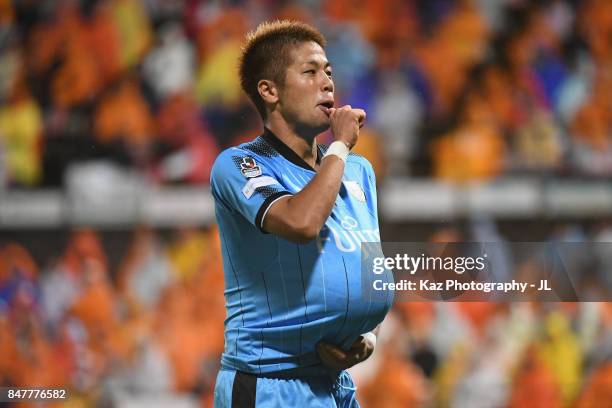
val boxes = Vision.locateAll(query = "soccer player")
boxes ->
[211,20,394,407]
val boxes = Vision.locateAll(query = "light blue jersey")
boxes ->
[210,128,393,376]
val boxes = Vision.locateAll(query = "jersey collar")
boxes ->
[262,127,322,172]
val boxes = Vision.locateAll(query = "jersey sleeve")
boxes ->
[210,148,292,232]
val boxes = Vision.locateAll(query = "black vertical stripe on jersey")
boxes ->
[355,248,379,337]
[355,272,375,338]
[296,245,309,364]
[334,257,350,339]
[231,371,256,408]
[221,231,244,357]
[257,262,273,375]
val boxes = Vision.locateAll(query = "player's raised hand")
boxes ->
[326,105,366,150]
[316,334,375,370]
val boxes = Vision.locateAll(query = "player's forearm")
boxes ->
[278,108,365,243]
[263,154,344,243]
[287,155,344,234]
[263,106,365,243]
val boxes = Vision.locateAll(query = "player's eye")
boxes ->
[326,70,333,77]
[303,70,316,74]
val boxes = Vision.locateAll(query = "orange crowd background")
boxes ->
[0,0,610,187]
[2,224,612,407]
[1,0,612,407]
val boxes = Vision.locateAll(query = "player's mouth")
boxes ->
[317,100,334,115]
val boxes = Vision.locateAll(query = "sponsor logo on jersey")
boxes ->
[316,215,380,253]
[240,157,262,178]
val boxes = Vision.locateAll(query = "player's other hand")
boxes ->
[316,334,375,370]
[327,105,365,150]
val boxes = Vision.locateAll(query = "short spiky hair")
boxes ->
[239,20,326,119]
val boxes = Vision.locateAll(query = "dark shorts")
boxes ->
[213,369,360,408]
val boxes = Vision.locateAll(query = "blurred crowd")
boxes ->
[0,0,610,188]
[1,227,226,406]
[353,219,612,408]
[1,221,612,407]
[1,0,612,405]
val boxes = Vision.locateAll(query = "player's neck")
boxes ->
[265,119,319,169]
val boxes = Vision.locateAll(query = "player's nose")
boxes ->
[321,72,333,93]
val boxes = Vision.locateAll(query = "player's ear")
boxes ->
[257,79,279,105]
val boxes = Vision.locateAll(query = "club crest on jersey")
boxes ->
[344,181,366,202]
[240,157,262,178]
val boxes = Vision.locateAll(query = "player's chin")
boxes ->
[297,114,329,136]
[312,121,330,135]
[312,114,331,132]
